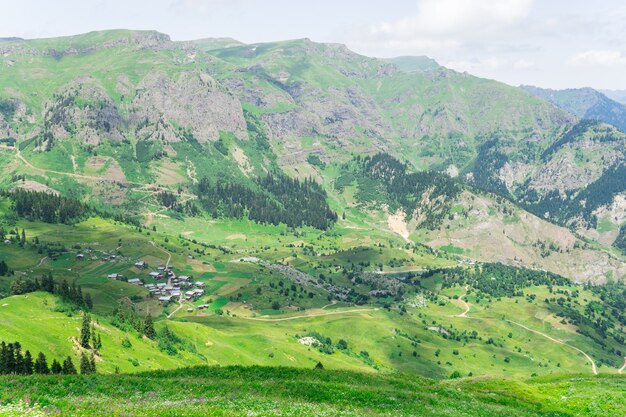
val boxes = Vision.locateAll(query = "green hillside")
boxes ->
[0,29,625,417]
[1,367,624,417]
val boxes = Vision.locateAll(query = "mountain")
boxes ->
[1,30,624,272]
[0,31,625,404]
[521,85,626,132]
[600,89,626,106]
[385,55,440,72]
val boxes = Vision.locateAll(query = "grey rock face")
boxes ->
[132,71,247,143]
[45,80,125,146]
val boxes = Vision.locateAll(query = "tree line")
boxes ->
[1,189,141,226]
[356,153,461,230]
[0,340,95,375]
[434,262,569,297]
[194,174,337,230]
[7,189,87,224]
[10,272,93,310]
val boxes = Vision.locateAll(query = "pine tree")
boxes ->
[91,330,102,351]
[0,260,8,276]
[89,353,96,374]
[80,313,91,348]
[84,292,93,309]
[0,342,7,374]
[21,229,26,245]
[50,359,62,374]
[12,342,22,374]
[34,352,49,374]
[22,350,33,374]
[143,315,156,339]
[80,353,92,375]
[62,356,77,375]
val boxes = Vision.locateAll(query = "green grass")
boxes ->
[0,367,623,416]
[0,292,206,374]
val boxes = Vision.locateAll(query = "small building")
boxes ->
[127,278,143,286]
[158,296,172,303]
[193,288,205,296]
[187,308,193,313]
[198,304,209,310]
[134,261,146,268]
[76,254,84,260]
[157,266,165,272]
[149,271,162,279]
[107,273,120,280]
[194,281,205,288]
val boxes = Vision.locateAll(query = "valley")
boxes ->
[0,28,624,416]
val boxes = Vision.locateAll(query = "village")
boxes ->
[102,259,209,311]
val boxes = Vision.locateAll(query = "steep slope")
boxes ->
[522,85,626,132]
[327,154,626,282]
[0,292,206,373]
[600,89,626,106]
[0,29,623,278]
[209,39,574,172]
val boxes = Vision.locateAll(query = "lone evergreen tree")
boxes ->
[143,315,156,339]
[80,353,92,375]
[80,313,91,348]
[34,352,49,374]
[62,356,77,375]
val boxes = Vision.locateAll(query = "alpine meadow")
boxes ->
[0,2,625,416]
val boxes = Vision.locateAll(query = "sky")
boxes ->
[2,0,626,90]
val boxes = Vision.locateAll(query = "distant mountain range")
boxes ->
[0,29,624,280]
[522,85,626,132]
[600,89,626,106]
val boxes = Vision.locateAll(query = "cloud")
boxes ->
[363,0,534,50]
[169,0,244,16]
[570,49,626,66]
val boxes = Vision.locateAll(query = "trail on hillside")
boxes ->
[241,308,379,322]
[167,297,184,319]
[619,357,626,374]
[451,287,598,375]
[150,240,171,268]
[8,146,195,198]
[453,286,470,318]
[504,319,598,375]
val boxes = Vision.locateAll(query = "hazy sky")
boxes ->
[2,0,626,89]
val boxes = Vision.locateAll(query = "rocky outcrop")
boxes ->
[44,79,125,146]
[132,71,247,143]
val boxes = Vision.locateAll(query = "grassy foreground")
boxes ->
[0,367,624,416]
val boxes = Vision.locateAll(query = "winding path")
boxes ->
[619,357,626,374]
[504,319,598,375]
[451,287,598,375]
[454,286,470,318]
[150,240,171,269]
[6,145,196,198]
[241,308,379,322]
